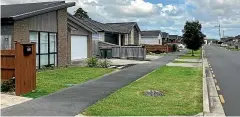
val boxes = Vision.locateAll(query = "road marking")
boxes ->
[214,79,217,83]
[216,85,220,91]
[219,95,225,104]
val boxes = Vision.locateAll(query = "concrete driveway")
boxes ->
[1,93,32,109]
[71,55,163,66]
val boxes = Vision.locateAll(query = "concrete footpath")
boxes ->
[1,50,187,116]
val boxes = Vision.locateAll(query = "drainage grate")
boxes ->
[144,90,165,97]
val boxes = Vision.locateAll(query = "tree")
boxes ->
[73,8,90,19]
[182,21,205,56]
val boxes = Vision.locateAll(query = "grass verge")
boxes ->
[23,67,114,98]
[82,66,202,116]
[172,61,201,63]
[179,49,202,59]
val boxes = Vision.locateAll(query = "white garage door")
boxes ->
[71,35,88,60]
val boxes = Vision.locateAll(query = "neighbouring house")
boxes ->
[221,36,240,47]
[67,14,97,60]
[162,32,169,44]
[168,35,179,43]
[177,36,183,43]
[140,30,162,45]
[79,18,141,46]
[1,1,75,68]
[106,22,141,45]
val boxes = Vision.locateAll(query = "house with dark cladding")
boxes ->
[161,32,169,44]
[79,18,141,46]
[1,1,97,68]
[140,30,162,45]
[168,35,179,43]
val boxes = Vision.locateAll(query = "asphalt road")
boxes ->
[1,50,187,116]
[204,45,240,116]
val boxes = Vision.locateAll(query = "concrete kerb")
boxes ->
[202,47,225,116]
[202,49,210,114]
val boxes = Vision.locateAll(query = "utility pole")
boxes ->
[215,24,221,40]
[222,30,225,38]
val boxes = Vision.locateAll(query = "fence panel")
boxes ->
[144,44,173,53]
[1,42,36,96]
[1,50,15,81]
[112,46,146,60]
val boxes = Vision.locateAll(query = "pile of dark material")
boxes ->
[144,90,164,97]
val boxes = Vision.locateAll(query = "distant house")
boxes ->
[140,30,162,45]
[1,1,75,68]
[78,18,141,46]
[169,35,179,43]
[162,32,169,44]
[221,36,240,46]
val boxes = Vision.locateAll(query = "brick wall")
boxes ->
[57,8,68,66]
[13,19,30,45]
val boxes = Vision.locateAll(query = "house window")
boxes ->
[1,35,12,50]
[30,31,57,69]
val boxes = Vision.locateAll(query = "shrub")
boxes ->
[87,57,98,67]
[1,78,15,92]
[172,44,178,52]
[98,59,111,68]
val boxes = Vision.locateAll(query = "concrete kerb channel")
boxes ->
[202,47,225,116]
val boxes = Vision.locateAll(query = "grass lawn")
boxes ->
[23,67,114,98]
[172,61,201,63]
[179,49,202,59]
[228,48,240,51]
[83,66,202,116]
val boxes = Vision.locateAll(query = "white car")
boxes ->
[177,44,185,49]
[220,43,228,47]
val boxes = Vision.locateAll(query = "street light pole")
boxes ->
[215,24,221,40]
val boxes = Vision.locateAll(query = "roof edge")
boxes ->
[12,2,75,20]
[67,13,97,33]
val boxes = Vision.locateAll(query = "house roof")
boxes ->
[162,32,169,38]
[169,35,178,40]
[106,22,141,33]
[141,30,161,37]
[67,13,97,33]
[80,18,116,33]
[1,1,75,21]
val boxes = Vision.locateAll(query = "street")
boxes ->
[204,45,240,116]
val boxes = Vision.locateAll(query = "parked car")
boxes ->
[177,44,185,50]
[220,43,228,47]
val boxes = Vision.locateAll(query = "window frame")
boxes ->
[29,31,58,69]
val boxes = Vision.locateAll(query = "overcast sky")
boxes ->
[2,0,240,39]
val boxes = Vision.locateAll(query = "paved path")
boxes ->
[1,93,32,109]
[1,51,187,116]
[204,45,240,116]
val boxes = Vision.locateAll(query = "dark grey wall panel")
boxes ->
[105,33,118,45]
[1,25,13,35]
[68,20,89,36]
[29,11,57,32]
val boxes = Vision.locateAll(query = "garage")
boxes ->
[71,35,88,60]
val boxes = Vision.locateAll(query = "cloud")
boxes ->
[1,0,240,39]
[185,0,240,38]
